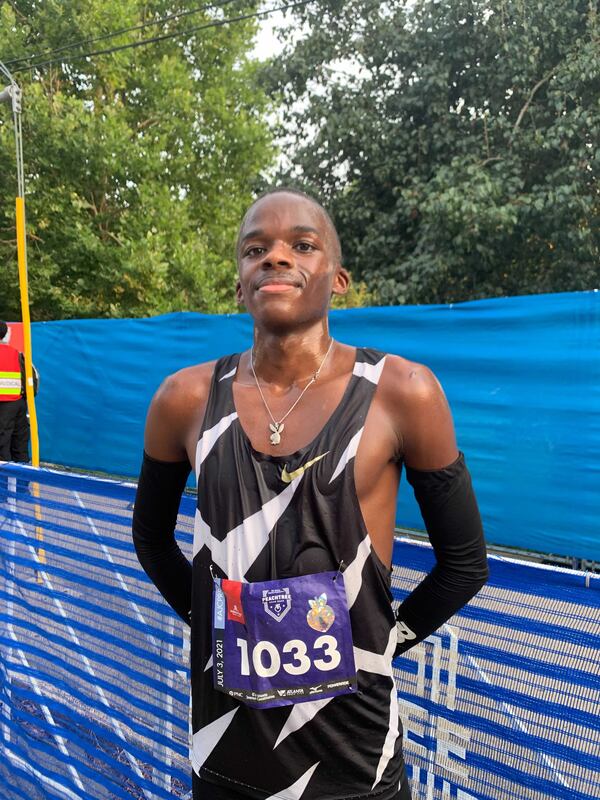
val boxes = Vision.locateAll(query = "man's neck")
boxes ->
[250,324,333,389]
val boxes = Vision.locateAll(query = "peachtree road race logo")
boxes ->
[262,588,292,622]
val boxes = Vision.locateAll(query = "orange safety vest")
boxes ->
[0,344,22,402]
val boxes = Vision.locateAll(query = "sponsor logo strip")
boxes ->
[225,676,357,705]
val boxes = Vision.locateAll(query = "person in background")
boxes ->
[0,321,30,463]
[0,321,38,496]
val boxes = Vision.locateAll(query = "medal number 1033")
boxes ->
[236,635,341,678]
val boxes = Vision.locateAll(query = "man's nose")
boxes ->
[262,241,292,267]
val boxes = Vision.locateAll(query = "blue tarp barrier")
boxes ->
[31,291,600,560]
[0,463,598,800]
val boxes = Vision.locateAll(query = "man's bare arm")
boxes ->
[390,361,459,469]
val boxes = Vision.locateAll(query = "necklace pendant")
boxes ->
[251,340,333,448]
[269,422,284,446]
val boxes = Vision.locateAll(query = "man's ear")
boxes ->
[331,267,351,297]
[236,279,244,306]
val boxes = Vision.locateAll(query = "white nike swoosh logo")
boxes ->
[280,452,329,484]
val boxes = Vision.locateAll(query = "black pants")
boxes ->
[192,768,412,799]
[0,398,30,461]
[0,399,30,503]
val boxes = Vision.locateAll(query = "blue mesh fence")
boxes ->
[0,463,193,800]
[1,462,599,800]
[392,543,600,800]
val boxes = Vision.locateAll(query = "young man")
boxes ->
[132,189,488,800]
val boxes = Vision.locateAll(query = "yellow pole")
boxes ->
[15,196,39,467]
[15,195,44,566]
[1,71,44,567]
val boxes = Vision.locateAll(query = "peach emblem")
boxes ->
[306,593,335,632]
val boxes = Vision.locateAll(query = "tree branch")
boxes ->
[2,232,44,244]
[483,113,491,159]
[6,0,28,21]
[478,156,502,168]
[512,65,558,136]
[137,117,160,131]
[99,227,124,246]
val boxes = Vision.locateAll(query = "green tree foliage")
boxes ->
[0,0,273,319]
[267,0,600,304]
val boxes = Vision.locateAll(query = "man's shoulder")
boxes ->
[380,353,443,408]
[145,359,222,459]
[155,360,218,412]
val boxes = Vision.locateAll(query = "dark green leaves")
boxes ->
[267,0,599,304]
[0,0,274,319]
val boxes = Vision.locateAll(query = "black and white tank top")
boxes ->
[191,347,403,800]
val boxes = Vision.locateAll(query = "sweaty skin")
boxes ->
[144,192,458,568]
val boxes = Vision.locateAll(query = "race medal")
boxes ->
[211,572,357,709]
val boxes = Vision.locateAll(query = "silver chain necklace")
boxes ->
[250,338,335,445]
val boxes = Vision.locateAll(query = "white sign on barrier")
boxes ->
[399,628,478,800]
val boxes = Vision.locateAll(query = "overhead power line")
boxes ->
[11,0,312,73]
[4,0,240,68]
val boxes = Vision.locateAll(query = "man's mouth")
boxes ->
[256,279,300,293]
[258,283,296,293]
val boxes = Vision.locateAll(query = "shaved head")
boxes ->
[237,187,342,265]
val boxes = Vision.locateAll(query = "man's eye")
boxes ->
[295,242,315,252]
[245,246,265,257]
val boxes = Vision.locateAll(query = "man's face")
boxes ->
[236,193,349,330]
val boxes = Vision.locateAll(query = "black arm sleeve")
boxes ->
[394,451,489,656]
[132,451,193,625]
